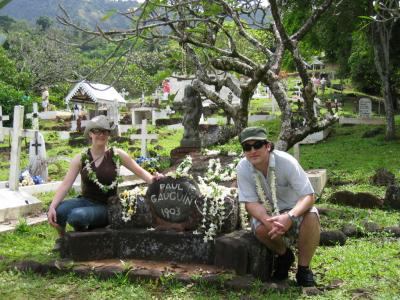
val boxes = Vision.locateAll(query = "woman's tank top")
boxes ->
[80,148,118,203]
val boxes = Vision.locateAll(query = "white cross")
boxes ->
[130,119,158,157]
[26,102,39,130]
[9,106,38,191]
[120,88,129,99]
[0,106,10,142]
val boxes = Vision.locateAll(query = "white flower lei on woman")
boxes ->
[81,147,122,193]
[253,164,279,216]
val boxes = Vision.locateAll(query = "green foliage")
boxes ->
[348,31,380,94]
[15,218,31,234]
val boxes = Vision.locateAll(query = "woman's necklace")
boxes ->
[81,147,122,193]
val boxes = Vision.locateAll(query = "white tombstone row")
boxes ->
[130,119,158,157]
[359,97,372,118]
[0,106,10,142]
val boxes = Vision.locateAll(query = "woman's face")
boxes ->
[89,128,110,145]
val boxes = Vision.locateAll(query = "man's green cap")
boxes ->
[239,126,268,144]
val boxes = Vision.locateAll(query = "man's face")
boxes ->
[242,140,270,166]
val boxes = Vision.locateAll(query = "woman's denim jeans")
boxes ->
[56,197,108,231]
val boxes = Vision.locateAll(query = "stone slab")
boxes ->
[339,117,385,125]
[60,228,215,264]
[248,114,276,123]
[305,169,327,195]
[215,230,273,281]
[0,212,47,234]
[0,189,42,222]
[300,128,331,144]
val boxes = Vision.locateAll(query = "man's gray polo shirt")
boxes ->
[236,150,314,211]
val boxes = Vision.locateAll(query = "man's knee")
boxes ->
[302,212,320,227]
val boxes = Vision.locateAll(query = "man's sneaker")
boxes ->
[272,248,295,281]
[296,268,316,287]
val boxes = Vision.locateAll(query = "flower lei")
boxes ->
[253,154,279,215]
[119,187,147,222]
[197,176,237,242]
[167,155,193,178]
[81,147,122,193]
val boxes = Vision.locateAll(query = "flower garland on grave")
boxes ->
[167,155,193,178]
[119,187,147,222]
[205,158,239,182]
[197,177,238,242]
[81,147,122,193]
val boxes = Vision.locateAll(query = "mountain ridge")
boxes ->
[0,0,139,29]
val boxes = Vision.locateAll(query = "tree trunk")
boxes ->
[372,21,396,140]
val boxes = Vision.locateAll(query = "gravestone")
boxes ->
[0,106,42,222]
[145,177,202,230]
[181,85,202,148]
[0,106,10,142]
[28,131,48,182]
[130,119,158,157]
[359,97,372,118]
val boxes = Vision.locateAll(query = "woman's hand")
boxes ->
[47,206,60,229]
[151,172,164,183]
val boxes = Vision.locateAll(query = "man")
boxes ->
[236,126,320,287]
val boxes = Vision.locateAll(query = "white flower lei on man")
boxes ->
[253,155,279,215]
[81,147,122,193]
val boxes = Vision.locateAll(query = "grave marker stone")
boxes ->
[359,97,372,118]
[145,177,202,229]
[130,119,158,157]
[28,131,48,182]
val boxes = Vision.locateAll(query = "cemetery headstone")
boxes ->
[359,97,372,118]
[28,131,48,182]
[130,119,158,157]
[181,85,202,148]
[145,177,203,230]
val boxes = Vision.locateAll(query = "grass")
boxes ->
[1,87,400,299]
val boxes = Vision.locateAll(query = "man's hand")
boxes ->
[266,213,293,240]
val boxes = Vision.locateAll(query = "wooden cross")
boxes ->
[130,119,158,157]
[26,102,39,130]
[9,106,38,191]
[0,105,10,142]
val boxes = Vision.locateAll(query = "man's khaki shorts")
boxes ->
[251,206,320,247]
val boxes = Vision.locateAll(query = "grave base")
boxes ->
[61,228,214,264]
[60,228,274,281]
[0,189,42,222]
[305,169,327,195]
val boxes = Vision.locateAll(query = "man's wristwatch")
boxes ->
[287,211,300,228]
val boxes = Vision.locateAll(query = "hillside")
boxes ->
[0,0,140,29]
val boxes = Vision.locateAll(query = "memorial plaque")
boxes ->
[359,98,372,118]
[146,177,202,227]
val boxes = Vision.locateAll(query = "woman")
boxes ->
[47,115,161,242]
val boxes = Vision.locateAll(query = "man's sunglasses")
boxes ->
[242,140,267,152]
[91,128,111,135]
